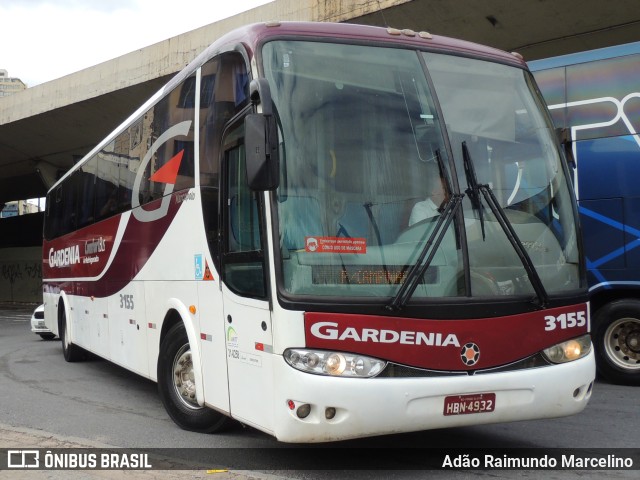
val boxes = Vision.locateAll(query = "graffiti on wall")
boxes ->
[0,260,42,302]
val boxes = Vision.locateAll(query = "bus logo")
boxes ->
[460,343,480,366]
[227,327,238,347]
[48,245,80,268]
[131,121,192,223]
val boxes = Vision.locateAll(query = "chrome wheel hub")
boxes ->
[172,345,201,409]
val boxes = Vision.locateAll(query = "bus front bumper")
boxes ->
[271,350,595,443]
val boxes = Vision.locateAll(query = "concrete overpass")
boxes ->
[1,0,640,301]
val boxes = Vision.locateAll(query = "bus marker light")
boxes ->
[296,404,311,419]
[189,305,196,315]
[287,399,295,410]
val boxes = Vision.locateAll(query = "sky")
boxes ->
[1,0,274,87]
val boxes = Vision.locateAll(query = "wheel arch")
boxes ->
[590,285,640,314]
[158,299,205,407]
[590,294,640,385]
[57,290,72,340]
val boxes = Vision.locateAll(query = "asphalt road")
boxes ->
[0,303,637,479]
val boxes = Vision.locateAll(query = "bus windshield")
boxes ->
[262,40,581,302]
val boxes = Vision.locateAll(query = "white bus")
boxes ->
[43,22,594,443]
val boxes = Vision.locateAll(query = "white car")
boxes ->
[30,304,55,340]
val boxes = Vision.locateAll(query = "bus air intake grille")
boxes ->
[376,354,552,378]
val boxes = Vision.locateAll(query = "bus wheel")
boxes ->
[58,304,84,362]
[157,322,229,433]
[593,300,640,386]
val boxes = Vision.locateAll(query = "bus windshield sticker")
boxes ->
[304,236,367,254]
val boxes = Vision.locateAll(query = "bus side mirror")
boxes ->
[245,113,279,191]
[556,127,576,169]
[245,78,279,191]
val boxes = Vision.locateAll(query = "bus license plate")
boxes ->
[443,393,496,416]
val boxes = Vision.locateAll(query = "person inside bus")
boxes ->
[408,171,449,226]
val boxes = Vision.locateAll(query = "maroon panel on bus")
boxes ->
[42,192,184,298]
[304,304,589,370]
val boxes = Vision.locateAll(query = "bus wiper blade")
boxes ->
[386,193,464,311]
[461,142,549,309]
[462,141,486,240]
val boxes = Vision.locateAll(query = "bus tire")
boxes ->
[58,304,85,362]
[593,300,640,386]
[157,322,229,433]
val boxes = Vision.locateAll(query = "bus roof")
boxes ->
[200,21,527,68]
[528,41,640,71]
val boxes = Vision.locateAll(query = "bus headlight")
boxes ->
[284,349,386,378]
[542,334,592,363]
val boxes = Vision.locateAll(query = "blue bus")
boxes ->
[530,43,640,385]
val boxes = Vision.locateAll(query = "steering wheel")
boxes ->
[395,215,440,244]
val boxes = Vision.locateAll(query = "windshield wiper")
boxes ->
[386,193,463,311]
[462,141,486,240]
[461,141,549,308]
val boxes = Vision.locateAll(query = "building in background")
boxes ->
[0,200,40,218]
[0,69,26,97]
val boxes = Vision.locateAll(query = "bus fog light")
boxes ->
[543,335,591,363]
[325,407,336,420]
[296,403,311,419]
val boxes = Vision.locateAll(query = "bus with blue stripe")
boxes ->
[530,42,640,385]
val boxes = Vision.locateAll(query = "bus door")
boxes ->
[220,122,275,432]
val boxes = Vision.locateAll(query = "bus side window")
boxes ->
[222,128,267,299]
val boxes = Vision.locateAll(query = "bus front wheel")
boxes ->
[157,322,229,433]
[59,304,85,362]
[593,299,640,386]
